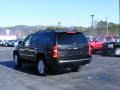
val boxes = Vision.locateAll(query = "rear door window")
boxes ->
[36,32,55,46]
[57,32,87,45]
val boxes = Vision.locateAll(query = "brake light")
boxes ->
[67,31,76,34]
[52,45,59,58]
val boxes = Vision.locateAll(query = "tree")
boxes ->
[94,21,106,36]
[95,21,120,36]
[108,23,120,35]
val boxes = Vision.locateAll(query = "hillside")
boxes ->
[0,25,47,36]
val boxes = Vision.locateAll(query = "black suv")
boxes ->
[13,30,91,75]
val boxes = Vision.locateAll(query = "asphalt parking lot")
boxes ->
[0,47,120,90]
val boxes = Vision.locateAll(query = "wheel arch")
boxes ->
[36,53,46,62]
[13,50,19,56]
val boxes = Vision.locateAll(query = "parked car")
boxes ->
[86,36,94,42]
[5,40,17,47]
[13,30,92,75]
[102,36,120,56]
[0,40,8,47]
[89,35,117,54]
[14,40,23,49]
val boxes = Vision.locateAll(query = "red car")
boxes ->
[88,35,117,54]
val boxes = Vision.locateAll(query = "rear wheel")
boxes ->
[114,48,120,56]
[36,58,46,76]
[71,66,80,72]
[14,54,22,68]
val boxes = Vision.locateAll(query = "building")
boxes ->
[0,29,17,40]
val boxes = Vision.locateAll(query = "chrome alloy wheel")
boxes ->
[14,55,19,65]
[114,48,120,56]
[37,60,45,75]
[14,54,22,68]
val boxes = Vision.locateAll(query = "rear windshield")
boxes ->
[113,36,119,41]
[57,32,87,45]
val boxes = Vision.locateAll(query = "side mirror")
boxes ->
[18,41,23,45]
[14,41,23,47]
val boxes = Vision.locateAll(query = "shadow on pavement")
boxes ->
[0,60,71,76]
[0,60,38,75]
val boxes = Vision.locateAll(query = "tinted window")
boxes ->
[113,36,119,41]
[31,33,39,42]
[57,32,87,45]
[118,37,120,41]
[86,37,91,42]
[105,36,112,42]
[36,32,55,46]
[23,35,32,47]
[115,37,120,42]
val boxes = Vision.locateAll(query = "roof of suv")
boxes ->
[41,30,79,33]
[30,30,81,36]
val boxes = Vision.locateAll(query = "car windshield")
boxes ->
[113,36,120,41]
[86,37,93,42]
[116,37,120,42]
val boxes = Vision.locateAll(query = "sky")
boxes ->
[0,0,119,27]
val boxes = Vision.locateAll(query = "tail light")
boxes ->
[67,31,76,34]
[52,45,59,58]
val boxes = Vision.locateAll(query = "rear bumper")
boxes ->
[48,56,92,68]
[58,58,91,68]
[59,58,91,63]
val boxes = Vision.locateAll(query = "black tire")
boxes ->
[36,58,46,76]
[71,66,80,72]
[102,50,107,56]
[14,54,22,68]
[91,48,96,54]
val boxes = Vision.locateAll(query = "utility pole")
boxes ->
[90,14,94,36]
[106,17,109,35]
[91,14,94,30]
[119,0,120,25]
[118,0,120,36]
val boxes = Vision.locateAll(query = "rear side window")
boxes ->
[57,32,87,45]
[37,32,55,46]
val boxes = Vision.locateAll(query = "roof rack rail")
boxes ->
[44,30,56,32]
[44,29,77,32]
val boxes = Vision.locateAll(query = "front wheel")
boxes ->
[36,59,46,76]
[14,54,22,68]
[114,48,120,56]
